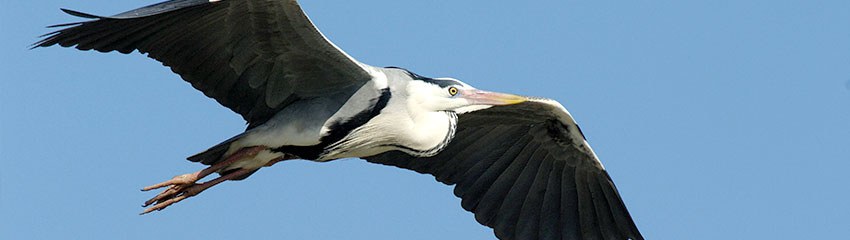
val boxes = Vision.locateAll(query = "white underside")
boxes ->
[218,70,395,171]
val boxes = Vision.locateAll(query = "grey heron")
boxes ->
[34,0,643,239]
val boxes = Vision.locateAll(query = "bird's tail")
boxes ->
[187,136,240,165]
[186,132,262,180]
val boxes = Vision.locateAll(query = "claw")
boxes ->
[143,185,182,207]
[140,182,210,214]
[141,194,189,214]
[139,182,201,214]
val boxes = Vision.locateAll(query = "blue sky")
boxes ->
[2,0,849,239]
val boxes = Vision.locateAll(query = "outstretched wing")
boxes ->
[35,0,373,126]
[366,97,643,240]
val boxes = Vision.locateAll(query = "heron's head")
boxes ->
[406,76,527,113]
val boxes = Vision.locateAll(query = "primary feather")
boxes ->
[36,1,643,239]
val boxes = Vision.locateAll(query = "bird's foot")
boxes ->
[139,146,271,214]
[140,172,201,214]
[140,168,254,214]
[138,146,296,214]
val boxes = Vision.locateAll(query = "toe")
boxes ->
[143,185,182,207]
[141,173,198,191]
[140,195,189,215]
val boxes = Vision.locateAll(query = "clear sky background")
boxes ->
[2,0,848,239]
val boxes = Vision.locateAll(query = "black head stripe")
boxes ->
[386,66,424,79]
[386,66,461,88]
[422,78,461,88]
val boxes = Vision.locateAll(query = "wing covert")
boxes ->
[35,0,373,126]
[366,98,643,240]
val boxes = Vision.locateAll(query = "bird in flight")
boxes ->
[35,0,643,239]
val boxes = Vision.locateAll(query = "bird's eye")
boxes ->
[448,87,458,96]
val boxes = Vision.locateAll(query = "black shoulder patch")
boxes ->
[321,88,392,145]
[273,88,392,160]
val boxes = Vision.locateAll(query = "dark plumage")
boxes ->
[35,1,643,239]
[367,99,642,240]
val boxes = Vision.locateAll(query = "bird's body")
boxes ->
[35,0,643,239]
[217,67,460,170]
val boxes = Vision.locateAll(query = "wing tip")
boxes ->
[31,8,98,49]
[60,8,102,19]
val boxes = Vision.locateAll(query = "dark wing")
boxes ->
[34,0,373,126]
[366,97,643,240]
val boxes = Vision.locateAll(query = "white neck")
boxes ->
[318,86,455,160]
[401,108,452,153]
